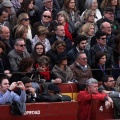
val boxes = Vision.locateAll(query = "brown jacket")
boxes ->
[69,62,92,83]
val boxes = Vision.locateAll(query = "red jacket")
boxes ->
[77,90,107,120]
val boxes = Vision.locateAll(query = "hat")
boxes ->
[56,51,68,64]
[48,84,61,93]
[2,1,13,7]
[103,7,114,13]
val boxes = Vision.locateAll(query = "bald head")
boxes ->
[0,26,10,40]
[100,22,111,35]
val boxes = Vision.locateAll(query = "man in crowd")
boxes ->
[0,75,26,104]
[49,23,72,52]
[68,34,91,65]
[78,78,113,120]
[8,38,30,72]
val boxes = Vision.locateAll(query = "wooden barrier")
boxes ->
[58,83,79,100]
[90,100,114,120]
[0,101,78,120]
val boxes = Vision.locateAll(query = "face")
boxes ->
[77,54,87,66]
[22,29,28,39]
[15,40,26,53]
[56,45,66,53]
[5,7,12,15]
[42,11,52,23]
[99,55,106,65]
[38,64,47,71]
[55,25,65,37]
[44,0,53,9]
[87,25,94,36]
[78,40,87,50]
[24,82,32,91]
[91,0,98,10]
[102,23,112,35]
[0,11,8,22]
[21,15,30,27]
[36,45,44,55]
[0,79,9,93]
[38,34,46,41]
[60,59,68,65]
[68,0,75,9]
[97,35,106,46]
[57,15,66,24]
[111,0,117,6]
[88,83,98,93]
[87,12,95,23]
[104,12,114,21]
[28,1,34,9]
[104,77,115,88]
[0,48,3,54]
[0,27,10,40]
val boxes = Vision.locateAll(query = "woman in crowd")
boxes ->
[81,0,102,22]
[15,25,32,54]
[57,11,75,42]
[52,51,73,83]
[14,13,32,40]
[62,0,81,28]
[16,0,39,26]
[32,26,51,52]
[79,23,95,50]
[0,41,11,77]
[46,40,66,69]
[115,76,120,92]
[31,42,45,66]
[91,52,111,81]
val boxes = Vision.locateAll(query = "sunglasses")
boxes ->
[43,15,51,18]
[21,18,29,21]
[18,44,26,47]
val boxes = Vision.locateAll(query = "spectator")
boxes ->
[52,51,73,83]
[0,26,12,54]
[32,26,51,52]
[46,40,66,68]
[67,34,91,65]
[8,38,30,72]
[69,52,92,90]
[115,76,120,92]
[49,23,72,52]
[78,78,113,120]
[91,51,111,81]
[62,0,81,28]
[31,42,45,66]
[0,75,26,104]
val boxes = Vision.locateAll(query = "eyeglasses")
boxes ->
[43,15,51,18]
[21,18,29,21]
[107,80,115,82]
[17,44,26,47]
[106,12,114,15]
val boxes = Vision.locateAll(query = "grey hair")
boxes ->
[76,52,86,59]
[14,38,24,45]
[85,0,94,9]
[86,78,98,86]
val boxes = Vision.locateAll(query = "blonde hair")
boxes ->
[36,26,49,36]
[79,23,94,35]
[115,76,120,92]
[17,13,29,25]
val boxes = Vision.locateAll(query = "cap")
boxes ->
[2,1,13,7]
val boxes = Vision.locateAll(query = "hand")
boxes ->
[17,81,25,90]
[9,82,17,90]
[52,78,62,83]
[29,87,35,96]
[4,70,12,77]
[105,101,111,109]
[107,96,114,108]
